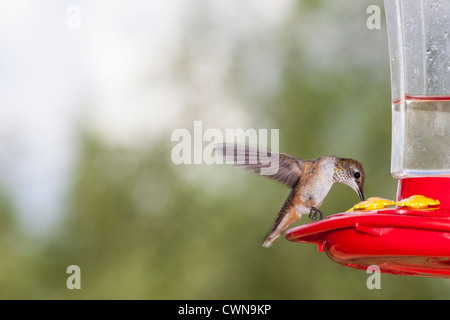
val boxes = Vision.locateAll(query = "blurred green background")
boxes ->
[1,0,450,299]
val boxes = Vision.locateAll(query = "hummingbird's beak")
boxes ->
[357,187,365,201]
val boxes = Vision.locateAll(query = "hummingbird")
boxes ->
[215,144,365,248]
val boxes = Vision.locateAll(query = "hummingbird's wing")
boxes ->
[214,144,304,188]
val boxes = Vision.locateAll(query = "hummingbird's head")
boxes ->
[333,158,365,201]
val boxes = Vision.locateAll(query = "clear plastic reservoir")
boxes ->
[385,0,450,178]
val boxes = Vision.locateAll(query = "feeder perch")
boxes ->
[286,0,450,278]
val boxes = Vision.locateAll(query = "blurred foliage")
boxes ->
[1,0,450,299]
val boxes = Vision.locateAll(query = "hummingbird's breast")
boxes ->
[295,158,334,209]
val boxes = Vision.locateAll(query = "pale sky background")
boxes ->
[0,0,386,233]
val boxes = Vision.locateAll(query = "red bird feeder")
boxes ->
[286,0,450,278]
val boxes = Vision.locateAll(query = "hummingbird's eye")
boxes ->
[354,172,360,179]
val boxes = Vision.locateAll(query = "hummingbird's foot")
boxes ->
[309,207,323,221]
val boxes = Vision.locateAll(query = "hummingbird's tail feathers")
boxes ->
[214,144,304,188]
[262,232,281,248]
[262,208,300,248]
[262,188,300,248]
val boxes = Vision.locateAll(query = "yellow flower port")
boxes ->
[347,195,440,212]
[396,195,440,209]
